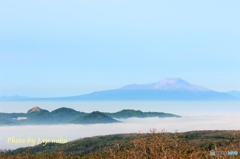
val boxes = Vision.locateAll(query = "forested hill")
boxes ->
[0,107,180,125]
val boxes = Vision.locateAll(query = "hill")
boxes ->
[27,106,49,113]
[3,130,240,157]
[71,111,119,124]
[0,107,179,125]
[50,107,86,123]
[105,109,180,118]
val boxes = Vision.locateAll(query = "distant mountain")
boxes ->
[121,78,209,91]
[65,78,237,100]
[0,107,179,125]
[0,95,29,101]
[0,78,237,101]
[226,90,240,99]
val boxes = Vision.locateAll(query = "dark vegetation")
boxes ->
[1,130,239,158]
[71,111,119,124]
[105,109,178,118]
[0,107,180,125]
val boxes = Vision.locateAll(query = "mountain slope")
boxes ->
[69,78,235,100]
[226,90,240,99]
[59,78,237,100]
[121,78,209,91]
[0,78,237,101]
[5,130,240,156]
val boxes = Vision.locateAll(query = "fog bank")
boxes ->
[1,115,239,149]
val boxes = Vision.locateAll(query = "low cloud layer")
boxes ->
[1,115,239,150]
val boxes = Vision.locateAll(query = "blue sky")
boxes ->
[0,0,239,97]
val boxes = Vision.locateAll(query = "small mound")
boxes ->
[27,106,49,113]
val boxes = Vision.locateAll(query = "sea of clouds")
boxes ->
[1,115,239,150]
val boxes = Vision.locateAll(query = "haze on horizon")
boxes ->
[0,0,240,97]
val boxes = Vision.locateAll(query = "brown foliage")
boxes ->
[1,129,239,159]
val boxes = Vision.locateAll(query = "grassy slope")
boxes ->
[2,130,240,158]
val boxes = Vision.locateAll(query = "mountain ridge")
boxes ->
[0,78,238,101]
[0,107,180,125]
[226,90,240,98]
[121,78,210,92]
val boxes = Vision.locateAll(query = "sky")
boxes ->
[0,0,240,97]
